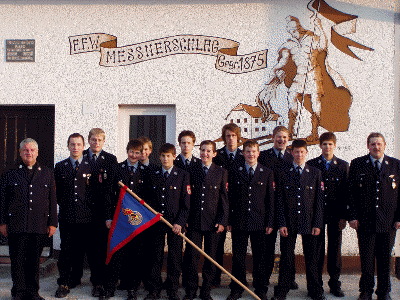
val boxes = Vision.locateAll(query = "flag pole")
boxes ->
[118,181,261,300]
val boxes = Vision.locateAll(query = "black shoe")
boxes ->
[144,291,160,300]
[184,289,197,300]
[92,285,104,297]
[55,285,70,298]
[358,293,372,300]
[127,289,138,300]
[289,281,298,290]
[101,289,116,300]
[330,288,345,297]
[167,289,179,300]
[30,294,45,300]
[377,295,392,300]
[311,296,326,300]
[226,291,242,300]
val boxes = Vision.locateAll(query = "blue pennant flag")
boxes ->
[106,185,160,264]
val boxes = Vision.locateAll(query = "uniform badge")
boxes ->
[99,174,103,183]
[321,181,324,191]
[123,208,143,225]
[187,185,191,195]
[273,181,275,191]
[226,182,229,192]
[103,172,107,179]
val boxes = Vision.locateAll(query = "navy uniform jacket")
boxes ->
[55,157,99,223]
[149,166,190,227]
[0,163,58,234]
[307,155,349,223]
[111,160,152,219]
[187,163,229,231]
[229,163,274,231]
[348,154,400,233]
[174,154,202,173]
[259,148,293,173]
[276,163,324,235]
[213,146,245,172]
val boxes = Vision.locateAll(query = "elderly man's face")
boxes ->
[286,22,301,39]
[20,142,38,167]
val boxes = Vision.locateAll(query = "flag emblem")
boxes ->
[123,208,143,225]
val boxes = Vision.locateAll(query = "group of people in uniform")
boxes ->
[0,124,399,300]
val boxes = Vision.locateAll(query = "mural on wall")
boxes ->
[68,0,374,146]
[254,0,374,145]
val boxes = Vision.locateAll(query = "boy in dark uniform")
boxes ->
[103,139,152,300]
[174,130,202,172]
[83,128,118,297]
[147,143,191,300]
[55,133,102,298]
[258,126,297,290]
[182,140,228,300]
[273,139,324,300]
[138,136,158,171]
[226,140,274,300]
[307,132,349,297]
[213,123,244,286]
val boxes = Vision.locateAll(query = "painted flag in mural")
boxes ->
[106,185,161,264]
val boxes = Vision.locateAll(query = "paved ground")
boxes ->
[0,261,399,300]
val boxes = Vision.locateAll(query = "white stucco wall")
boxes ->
[0,0,397,255]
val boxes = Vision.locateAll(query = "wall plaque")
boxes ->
[6,39,35,62]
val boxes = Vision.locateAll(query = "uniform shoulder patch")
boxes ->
[187,185,191,195]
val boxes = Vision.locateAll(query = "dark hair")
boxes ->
[200,140,216,152]
[178,130,196,143]
[319,132,336,145]
[243,140,259,151]
[291,139,307,151]
[367,132,386,145]
[68,133,85,146]
[273,126,289,137]
[221,123,241,144]
[159,143,176,155]
[126,139,143,152]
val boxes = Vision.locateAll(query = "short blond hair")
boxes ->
[88,128,105,140]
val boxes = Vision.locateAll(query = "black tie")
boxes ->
[278,151,283,161]
[203,166,208,175]
[92,154,97,161]
[75,160,80,171]
[185,159,190,166]
[249,167,254,181]
[375,160,380,173]
[129,166,135,173]
[229,153,234,161]
[296,166,302,177]
[164,171,169,180]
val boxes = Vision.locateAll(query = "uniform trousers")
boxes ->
[276,233,323,298]
[214,230,226,284]
[357,230,396,296]
[107,230,153,292]
[57,222,107,287]
[182,229,220,294]
[8,233,46,297]
[230,230,268,294]
[317,223,343,290]
[150,223,183,293]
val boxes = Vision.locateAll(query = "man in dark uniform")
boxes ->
[182,140,228,300]
[83,128,118,297]
[226,140,274,300]
[147,143,190,300]
[348,132,400,300]
[0,138,57,300]
[307,132,348,297]
[213,123,244,286]
[54,133,102,298]
[273,139,324,300]
[103,139,153,300]
[258,126,296,291]
[174,130,202,172]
